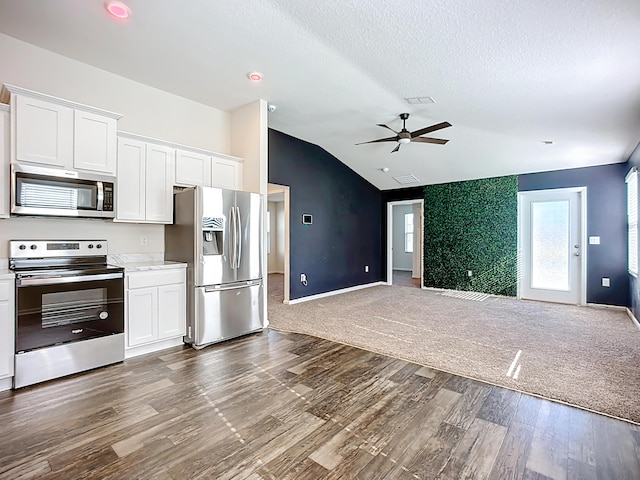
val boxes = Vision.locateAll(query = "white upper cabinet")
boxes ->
[116,137,146,221]
[1,84,122,175]
[14,94,73,168]
[211,153,243,190]
[0,104,9,218]
[145,143,174,223]
[116,133,174,224]
[175,149,212,187]
[73,110,117,174]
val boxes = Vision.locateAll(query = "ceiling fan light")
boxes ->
[398,138,411,144]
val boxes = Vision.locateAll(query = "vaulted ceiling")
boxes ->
[1,0,638,189]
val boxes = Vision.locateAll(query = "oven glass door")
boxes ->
[16,275,124,353]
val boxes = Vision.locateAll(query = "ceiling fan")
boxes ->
[356,113,452,153]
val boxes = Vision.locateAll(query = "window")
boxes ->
[404,213,414,253]
[627,168,638,275]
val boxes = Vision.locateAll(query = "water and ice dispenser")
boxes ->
[202,217,224,255]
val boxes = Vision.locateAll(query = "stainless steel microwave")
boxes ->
[11,164,115,218]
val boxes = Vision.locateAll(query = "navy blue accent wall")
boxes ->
[519,164,629,306]
[626,143,640,318]
[380,187,424,280]
[268,129,382,300]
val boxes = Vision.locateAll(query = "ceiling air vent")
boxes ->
[404,96,435,105]
[393,174,420,185]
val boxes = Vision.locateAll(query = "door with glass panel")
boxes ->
[519,188,584,304]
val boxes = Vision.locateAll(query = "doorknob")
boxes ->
[573,252,580,256]
[574,245,580,248]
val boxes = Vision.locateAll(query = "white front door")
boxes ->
[519,188,585,304]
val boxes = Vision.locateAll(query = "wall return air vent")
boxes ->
[393,174,420,185]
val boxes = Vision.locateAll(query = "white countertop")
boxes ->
[115,261,187,273]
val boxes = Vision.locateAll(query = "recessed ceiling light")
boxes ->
[105,1,131,20]
[247,72,263,82]
[380,167,389,173]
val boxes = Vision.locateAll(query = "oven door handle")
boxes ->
[17,272,123,287]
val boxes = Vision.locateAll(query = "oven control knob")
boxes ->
[88,244,94,249]
[19,244,26,250]
[30,244,37,250]
[96,244,102,249]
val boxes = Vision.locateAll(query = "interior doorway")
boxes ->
[518,187,587,304]
[267,183,290,304]
[387,200,423,287]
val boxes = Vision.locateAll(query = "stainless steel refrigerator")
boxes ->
[165,186,263,348]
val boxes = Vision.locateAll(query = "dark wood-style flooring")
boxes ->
[1,329,639,479]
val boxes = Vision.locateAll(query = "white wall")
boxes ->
[230,99,267,195]
[0,33,234,257]
[267,200,285,274]
[392,204,413,271]
[0,34,230,151]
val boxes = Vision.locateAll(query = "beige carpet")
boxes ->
[267,275,640,424]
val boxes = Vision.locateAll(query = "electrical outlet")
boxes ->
[300,273,307,283]
[467,270,473,277]
[140,235,148,246]
[365,265,369,273]
[602,277,610,287]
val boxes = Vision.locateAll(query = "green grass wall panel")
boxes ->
[423,175,518,296]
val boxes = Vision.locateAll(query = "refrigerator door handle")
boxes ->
[204,280,259,293]
[230,206,237,269]
[236,206,242,269]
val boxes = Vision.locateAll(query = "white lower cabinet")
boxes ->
[125,267,186,357]
[0,277,15,389]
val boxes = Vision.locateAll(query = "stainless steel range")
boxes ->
[9,240,124,388]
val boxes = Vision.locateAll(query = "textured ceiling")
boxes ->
[0,0,639,190]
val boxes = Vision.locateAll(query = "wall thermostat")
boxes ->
[302,214,313,225]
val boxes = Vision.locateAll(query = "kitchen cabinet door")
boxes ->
[158,283,186,339]
[14,94,73,168]
[74,110,117,175]
[0,105,9,218]
[175,150,211,187]
[211,154,243,190]
[0,279,15,379]
[145,144,174,223]
[116,137,146,221]
[127,287,158,347]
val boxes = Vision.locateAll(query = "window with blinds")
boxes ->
[626,168,638,275]
[404,213,414,253]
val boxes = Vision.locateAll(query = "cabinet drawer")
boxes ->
[127,268,185,289]
[0,280,11,301]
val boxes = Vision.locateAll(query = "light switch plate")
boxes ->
[589,236,600,245]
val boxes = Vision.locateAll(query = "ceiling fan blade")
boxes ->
[391,144,401,153]
[410,121,452,138]
[412,137,449,145]
[377,123,398,134]
[355,135,398,145]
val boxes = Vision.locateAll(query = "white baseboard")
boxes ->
[626,307,640,331]
[0,377,12,392]
[125,337,185,359]
[285,281,385,305]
